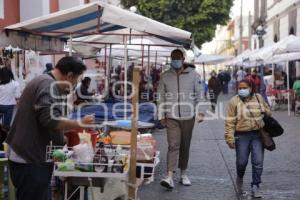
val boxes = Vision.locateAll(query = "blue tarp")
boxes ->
[70,100,157,125]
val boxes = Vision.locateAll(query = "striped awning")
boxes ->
[4,2,192,47]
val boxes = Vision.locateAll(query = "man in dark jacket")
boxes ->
[6,57,95,200]
[208,71,222,112]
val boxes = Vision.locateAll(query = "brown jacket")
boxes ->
[208,77,222,95]
[224,94,271,145]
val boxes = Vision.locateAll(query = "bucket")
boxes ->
[65,128,98,149]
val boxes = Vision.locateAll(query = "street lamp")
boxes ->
[255,25,266,48]
[253,24,267,94]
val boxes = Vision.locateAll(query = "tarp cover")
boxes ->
[4,1,191,51]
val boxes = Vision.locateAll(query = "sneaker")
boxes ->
[180,175,192,186]
[160,177,174,189]
[251,185,263,198]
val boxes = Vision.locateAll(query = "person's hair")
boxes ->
[0,67,14,85]
[55,56,86,76]
[240,66,243,70]
[171,49,184,58]
[45,63,53,70]
[82,77,91,85]
[238,79,254,95]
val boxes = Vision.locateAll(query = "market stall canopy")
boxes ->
[228,50,253,66]
[3,1,192,52]
[72,37,176,57]
[265,52,300,64]
[248,35,298,63]
[272,36,300,54]
[194,54,233,65]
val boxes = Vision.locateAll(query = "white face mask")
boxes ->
[171,60,183,69]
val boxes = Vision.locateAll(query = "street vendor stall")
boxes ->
[3,2,192,199]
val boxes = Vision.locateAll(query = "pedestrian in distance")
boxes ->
[0,67,21,130]
[208,71,222,112]
[6,56,95,200]
[225,79,271,198]
[236,67,247,82]
[157,49,205,190]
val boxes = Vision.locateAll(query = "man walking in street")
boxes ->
[6,56,95,200]
[157,49,205,189]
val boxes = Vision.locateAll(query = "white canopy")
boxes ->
[265,52,300,64]
[194,54,233,65]
[229,50,253,66]
[3,1,192,51]
[272,36,300,54]
[248,35,298,63]
[72,37,176,57]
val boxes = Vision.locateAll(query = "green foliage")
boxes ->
[121,0,233,46]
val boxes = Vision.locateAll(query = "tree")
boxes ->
[121,0,233,46]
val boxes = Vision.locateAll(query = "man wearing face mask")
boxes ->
[157,49,205,189]
[6,56,95,200]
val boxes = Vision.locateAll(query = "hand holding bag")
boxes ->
[255,95,284,137]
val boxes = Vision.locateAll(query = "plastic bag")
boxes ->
[73,131,94,163]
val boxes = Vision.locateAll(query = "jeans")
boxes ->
[235,131,264,187]
[9,161,54,200]
[0,105,15,128]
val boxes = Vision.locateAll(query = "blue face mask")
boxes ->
[171,60,183,69]
[238,89,250,98]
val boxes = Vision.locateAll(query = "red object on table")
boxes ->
[64,128,98,149]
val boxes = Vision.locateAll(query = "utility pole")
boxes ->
[248,11,252,50]
[239,0,243,54]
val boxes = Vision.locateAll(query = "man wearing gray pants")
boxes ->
[157,49,205,189]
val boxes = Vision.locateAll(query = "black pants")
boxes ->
[9,161,54,200]
[209,92,219,111]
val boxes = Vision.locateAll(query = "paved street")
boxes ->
[140,95,300,200]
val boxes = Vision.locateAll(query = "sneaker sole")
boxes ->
[160,181,174,190]
[179,180,191,186]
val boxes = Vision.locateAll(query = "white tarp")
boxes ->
[265,52,300,64]
[4,1,192,51]
[72,36,177,57]
[248,35,298,63]
[272,35,300,54]
[195,54,233,65]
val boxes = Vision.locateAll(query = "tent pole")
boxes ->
[147,45,150,75]
[202,63,206,83]
[124,35,128,119]
[128,68,140,200]
[109,44,112,83]
[147,45,150,100]
[286,60,291,116]
[69,34,73,56]
[104,44,107,76]
[155,51,157,67]
[272,63,275,88]
[141,45,144,70]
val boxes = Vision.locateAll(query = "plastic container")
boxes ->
[65,128,98,149]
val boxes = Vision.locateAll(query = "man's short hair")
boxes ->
[55,56,86,76]
[171,49,185,58]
